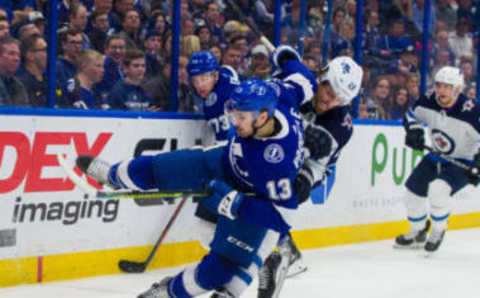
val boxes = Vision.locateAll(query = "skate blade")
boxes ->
[286,261,307,278]
[422,250,438,258]
[393,243,425,250]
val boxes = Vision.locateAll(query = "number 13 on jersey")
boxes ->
[266,178,292,200]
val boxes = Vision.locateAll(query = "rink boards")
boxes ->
[1,112,479,287]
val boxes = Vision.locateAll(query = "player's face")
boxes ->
[435,82,459,107]
[191,71,217,98]
[313,82,342,114]
[231,110,257,138]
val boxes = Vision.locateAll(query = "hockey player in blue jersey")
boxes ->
[256,51,363,298]
[186,51,241,254]
[395,66,480,254]
[187,50,240,142]
[76,76,314,297]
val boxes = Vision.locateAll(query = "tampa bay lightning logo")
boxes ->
[205,92,217,106]
[264,143,285,164]
[431,129,455,154]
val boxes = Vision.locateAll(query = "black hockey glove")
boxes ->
[467,151,480,186]
[304,125,332,160]
[294,167,314,205]
[405,128,425,150]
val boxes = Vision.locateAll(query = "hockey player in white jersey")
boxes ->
[395,66,480,253]
[257,51,363,298]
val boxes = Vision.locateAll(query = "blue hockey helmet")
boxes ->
[228,79,277,117]
[187,51,219,77]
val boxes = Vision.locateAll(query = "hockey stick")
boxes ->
[118,195,188,273]
[226,0,275,52]
[423,145,478,174]
[57,153,209,199]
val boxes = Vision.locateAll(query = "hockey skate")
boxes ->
[137,277,172,298]
[394,219,431,249]
[76,155,114,186]
[279,235,307,278]
[424,229,446,256]
[257,252,289,298]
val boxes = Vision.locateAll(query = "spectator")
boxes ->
[223,20,249,44]
[56,28,83,90]
[364,76,393,120]
[181,34,201,59]
[332,7,346,34]
[69,3,91,48]
[376,19,413,60]
[18,23,40,40]
[448,17,473,65]
[63,49,105,109]
[209,43,223,63]
[182,17,196,36]
[465,85,476,100]
[142,54,196,113]
[387,45,418,87]
[331,19,355,58]
[460,57,474,87]
[204,2,224,44]
[412,0,436,34]
[435,0,457,30]
[431,29,455,67]
[111,0,135,31]
[390,87,409,120]
[153,13,168,37]
[118,9,142,49]
[108,49,152,111]
[26,11,46,36]
[363,10,382,57]
[58,0,80,24]
[143,30,163,79]
[406,72,420,102]
[17,34,48,107]
[221,44,244,79]
[0,16,10,39]
[248,44,271,80]
[304,41,322,66]
[95,34,126,100]
[0,36,28,106]
[302,54,318,76]
[88,10,110,52]
[196,25,212,50]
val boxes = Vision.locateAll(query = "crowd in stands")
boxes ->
[0,0,478,120]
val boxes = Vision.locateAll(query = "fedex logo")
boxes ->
[0,131,112,194]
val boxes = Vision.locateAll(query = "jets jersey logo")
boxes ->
[342,113,353,129]
[205,92,218,106]
[264,143,285,164]
[462,99,475,112]
[431,129,455,155]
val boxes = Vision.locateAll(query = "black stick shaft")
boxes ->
[142,196,188,268]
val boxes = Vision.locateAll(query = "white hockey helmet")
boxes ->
[434,66,464,91]
[320,56,363,105]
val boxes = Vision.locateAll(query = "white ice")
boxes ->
[1,227,480,298]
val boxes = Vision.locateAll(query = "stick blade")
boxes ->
[118,260,146,273]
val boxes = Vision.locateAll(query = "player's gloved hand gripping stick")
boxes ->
[423,146,480,185]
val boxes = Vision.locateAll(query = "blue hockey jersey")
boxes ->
[203,66,240,142]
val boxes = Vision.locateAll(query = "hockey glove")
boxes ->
[204,179,244,220]
[271,45,301,69]
[294,167,314,205]
[467,151,480,186]
[405,128,425,150]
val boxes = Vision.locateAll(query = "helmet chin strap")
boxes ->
[249,111,271,137]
